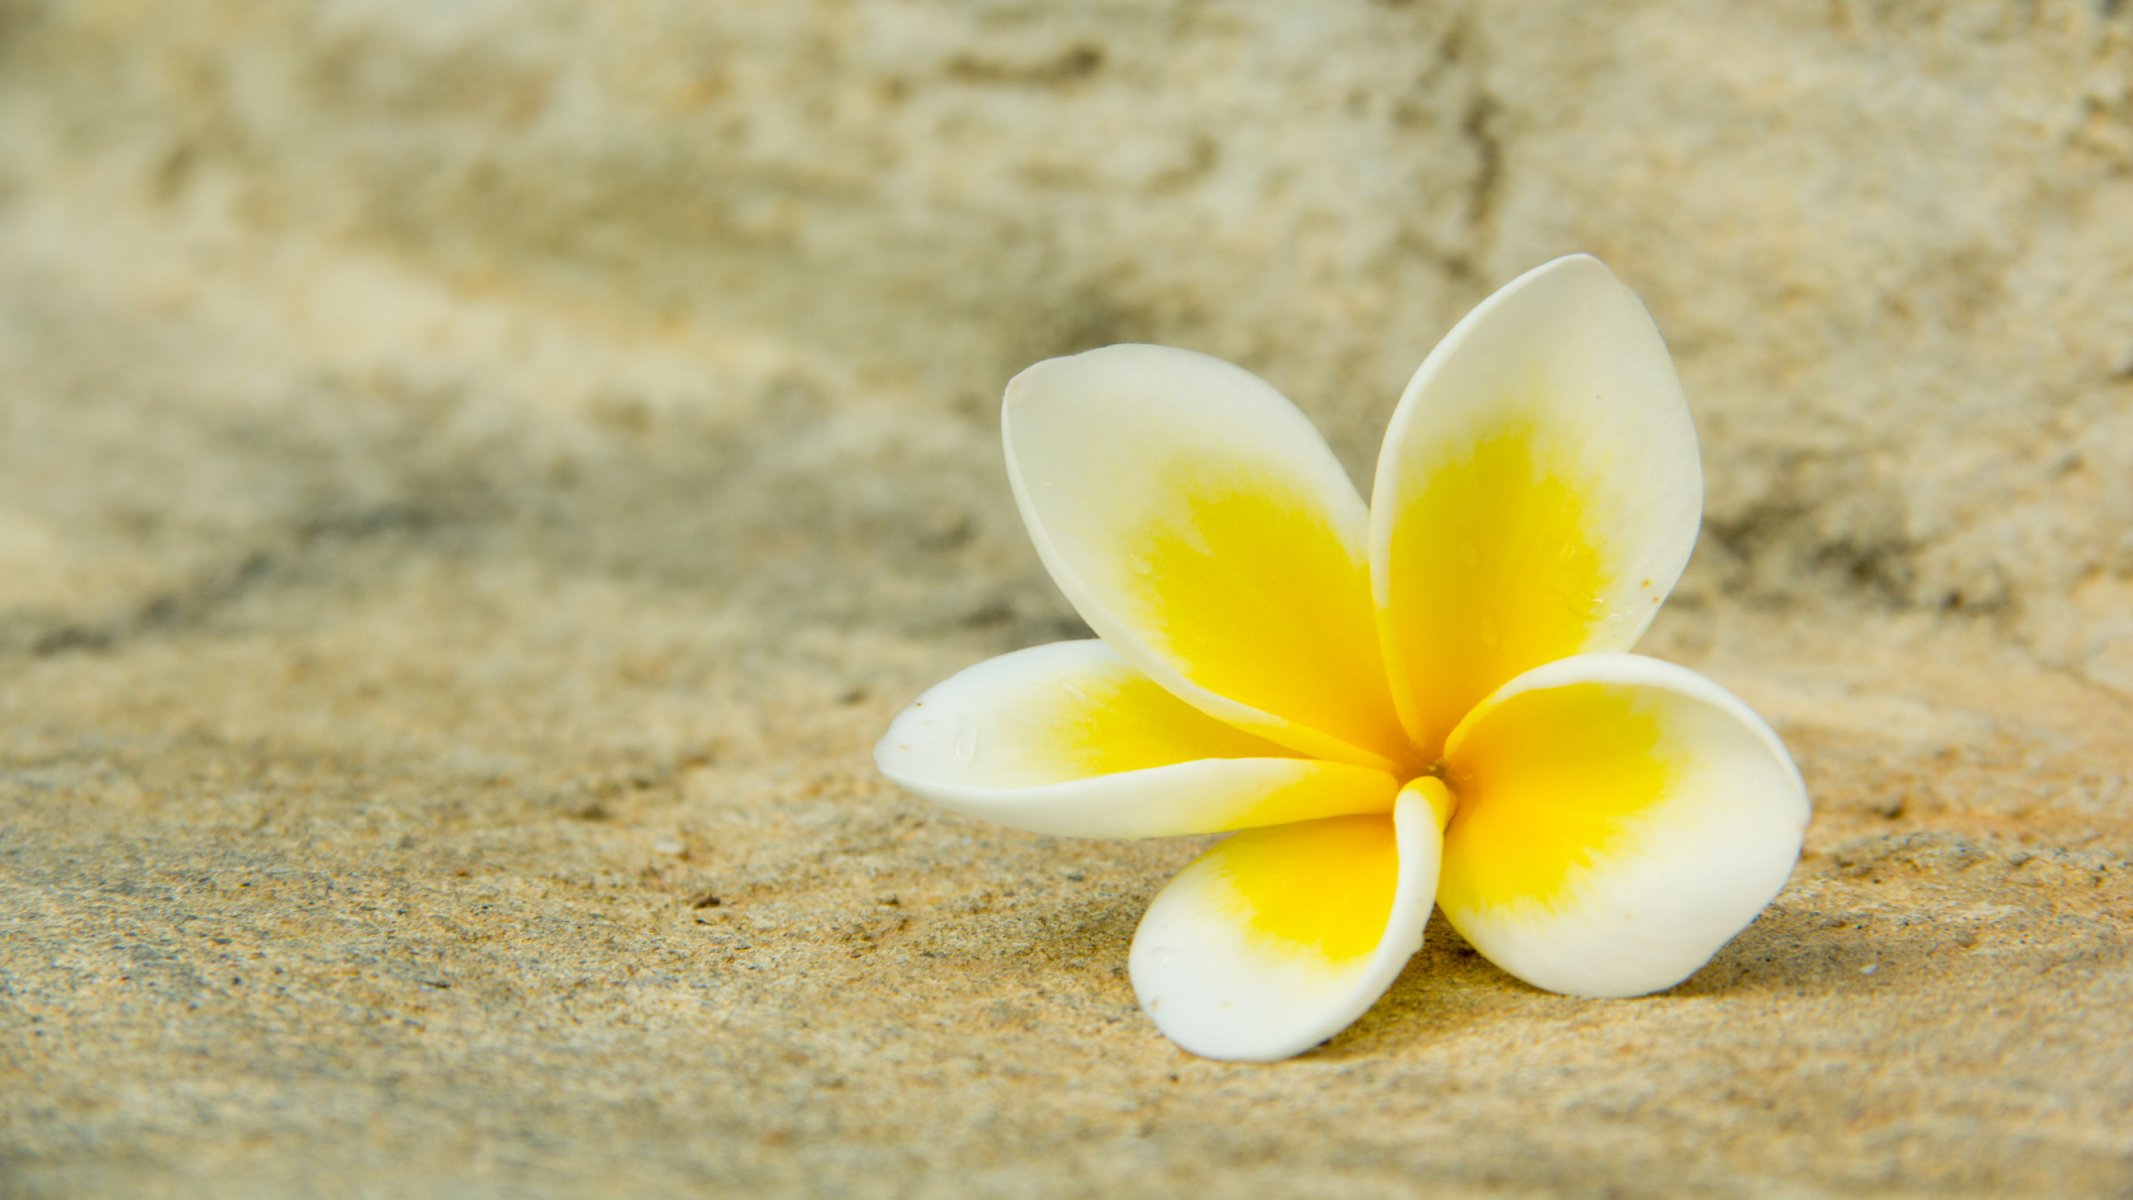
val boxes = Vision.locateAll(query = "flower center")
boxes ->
[1400,770,1458,831]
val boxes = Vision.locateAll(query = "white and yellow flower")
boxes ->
[876,256,1809,1062]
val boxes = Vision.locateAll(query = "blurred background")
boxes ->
[4,2,2131,1196]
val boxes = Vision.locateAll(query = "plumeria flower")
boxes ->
[876,256,1809,1062]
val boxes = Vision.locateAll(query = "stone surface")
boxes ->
[3,1,2132,1195]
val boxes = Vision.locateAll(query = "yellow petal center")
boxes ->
[1436,682,1669,916]
[1383,417,1609,756]
[1118,463,1418,771]
[1215,813,1401,963]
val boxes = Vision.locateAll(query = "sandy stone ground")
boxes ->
[4,2,2132,1196]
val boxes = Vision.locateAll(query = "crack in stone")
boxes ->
[1460,89,1504,238]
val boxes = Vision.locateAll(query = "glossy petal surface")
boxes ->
[1438,654,1808,997]
[876,641,1399,838]
[1371,256,1701,754]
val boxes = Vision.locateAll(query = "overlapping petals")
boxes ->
[878,255,1809,1061]
[1004,345,1413,773]
[876,641,1399,839]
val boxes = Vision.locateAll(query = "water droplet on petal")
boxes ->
[953,718,979,764]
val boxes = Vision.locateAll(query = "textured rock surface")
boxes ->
[4,1,2132,1195]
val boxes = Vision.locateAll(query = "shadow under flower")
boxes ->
[1309,833,2044,1063]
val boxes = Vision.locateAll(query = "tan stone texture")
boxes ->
[4,1,2132,1195]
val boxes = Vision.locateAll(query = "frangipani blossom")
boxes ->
[877,256,1809,1062]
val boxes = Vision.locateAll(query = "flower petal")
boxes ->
[1005,344,1415,772]
[876,641,1400,838]
[1370,255,1702,754]
[1438,653,1809,997]
[1127,781,1444,1061]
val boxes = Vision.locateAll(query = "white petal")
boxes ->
[1370,255,1702,755]
[876,641,1398,838]
[1005,344,1415,772]
[1438,653,1808,997]
[1127,783,1443,1061]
